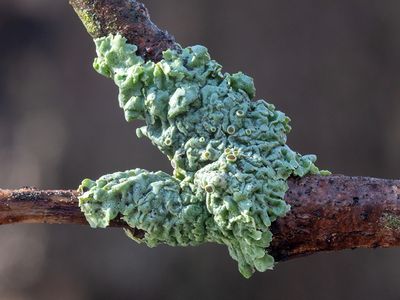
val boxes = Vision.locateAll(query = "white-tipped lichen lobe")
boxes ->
[79,34,325,278]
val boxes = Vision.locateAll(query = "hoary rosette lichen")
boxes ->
[78,33,327,278]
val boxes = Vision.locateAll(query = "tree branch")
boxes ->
[69,0,178,61]
[1,175,399,261]
[270,175,400,260]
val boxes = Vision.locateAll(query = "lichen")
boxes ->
[78,33,328,278]
[381,213,400,231]
[72,6,100,37]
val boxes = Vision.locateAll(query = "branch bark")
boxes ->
[270,175,400,260]
[1,175,400,261]
[69,0,178,61]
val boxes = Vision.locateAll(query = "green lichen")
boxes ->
[381,213,400,231]
[73,7,100,37]
[78,34,328,278]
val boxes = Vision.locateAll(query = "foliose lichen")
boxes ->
[78,33,328,278]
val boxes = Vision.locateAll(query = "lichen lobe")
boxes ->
[78,34,325,278]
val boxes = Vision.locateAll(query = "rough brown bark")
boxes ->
[69,0,178,61]
[270,175,400,260]
[1,175,399,260]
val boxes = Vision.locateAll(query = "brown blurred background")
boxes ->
[1,0,400,299]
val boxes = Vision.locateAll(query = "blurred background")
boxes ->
[0,0,400,299]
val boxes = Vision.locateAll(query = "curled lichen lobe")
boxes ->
[79,34,326,278]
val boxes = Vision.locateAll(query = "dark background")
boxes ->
[1,1,400,299]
